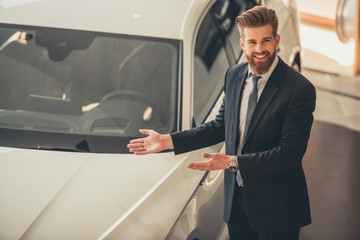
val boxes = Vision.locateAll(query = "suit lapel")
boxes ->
[242,59,287,147]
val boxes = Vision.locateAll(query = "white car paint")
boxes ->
[0,143,223,239]
[0,0,206,40]
[0,0,225,238]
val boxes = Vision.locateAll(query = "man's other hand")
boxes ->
[187,153,231,171]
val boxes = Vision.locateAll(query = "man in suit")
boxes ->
[128,6,316,240]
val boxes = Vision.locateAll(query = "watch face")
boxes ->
[229,166,238,173]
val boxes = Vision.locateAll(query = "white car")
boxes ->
[0,0,301,239]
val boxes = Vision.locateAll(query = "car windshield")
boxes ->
[0,24,180,153]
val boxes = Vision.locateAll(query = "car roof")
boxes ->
[0,0,212,39]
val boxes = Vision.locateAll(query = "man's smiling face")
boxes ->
[240,24,280,75]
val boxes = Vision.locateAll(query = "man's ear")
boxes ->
[240,38,245,50]
[275,34,280,48]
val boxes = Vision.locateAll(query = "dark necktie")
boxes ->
[243,73,262,143]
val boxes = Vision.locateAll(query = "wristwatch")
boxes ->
[228,155,238,173]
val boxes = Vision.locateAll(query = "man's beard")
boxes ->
[245,48,276,75]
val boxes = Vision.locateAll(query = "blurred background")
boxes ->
[296,0,360,239]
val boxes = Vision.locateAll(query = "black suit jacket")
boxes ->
[171,57,316,233]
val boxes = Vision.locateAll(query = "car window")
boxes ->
[193,12,229,126]
[0,24,180,153]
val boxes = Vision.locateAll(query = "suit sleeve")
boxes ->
[170,98,226,155]
[169,66,233,155]
[237,79,316,176]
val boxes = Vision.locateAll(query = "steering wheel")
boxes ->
[100,90,166,123]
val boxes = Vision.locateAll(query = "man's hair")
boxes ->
[235,6,278,38]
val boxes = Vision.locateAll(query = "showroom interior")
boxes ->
[297,0,360,239]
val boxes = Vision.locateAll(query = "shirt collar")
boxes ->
[248,55,279,82]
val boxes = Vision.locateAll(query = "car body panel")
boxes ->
[0,143,222,240]
[0,0,207,40]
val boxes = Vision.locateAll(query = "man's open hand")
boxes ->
[187,153,231,171]
[127,129,173,155]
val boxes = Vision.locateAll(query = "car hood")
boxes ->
[0,146,207,240]
[0,0,210,39]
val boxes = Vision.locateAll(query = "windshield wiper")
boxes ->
[37,139,90,152]
[36,146,86,152]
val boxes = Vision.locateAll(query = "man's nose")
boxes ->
[255,43,264,53]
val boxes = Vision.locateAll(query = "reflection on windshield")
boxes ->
[0,31,32,51]
[0,25,179,151]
